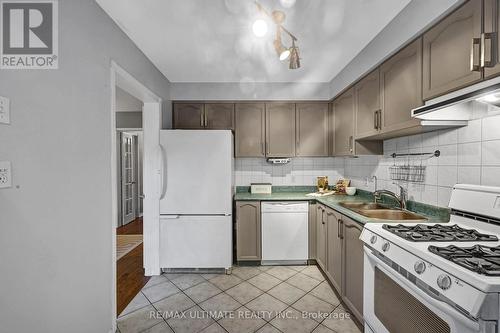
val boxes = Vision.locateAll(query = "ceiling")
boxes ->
[96,0,411,83]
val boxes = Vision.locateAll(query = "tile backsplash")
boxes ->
[235,112,500,208]
[235,157,345,186]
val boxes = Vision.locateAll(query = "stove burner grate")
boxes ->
[429,244,500,276]
[382,224,498,242]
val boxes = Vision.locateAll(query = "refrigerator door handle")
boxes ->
[159,144,168,200]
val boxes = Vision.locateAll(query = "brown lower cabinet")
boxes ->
[316,205,327,271]
[235,201,261,261]
[325,208,342,293]
[341,215,364,322]
[317,204,364,323]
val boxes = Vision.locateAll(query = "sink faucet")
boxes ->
[373,183,408,209]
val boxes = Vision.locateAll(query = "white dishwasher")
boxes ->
[261,201,308,265]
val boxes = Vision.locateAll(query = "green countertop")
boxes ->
[234,188,449,225]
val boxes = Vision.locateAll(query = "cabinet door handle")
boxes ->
[261,142,265,156]
[200,111,204,127]
[349,136,354,153]
[470,37,481,72]
[204,111,208,127]
[373,110,378,130]
[338,219,344,239]
[377,110,382,130]
[481,32,497,68]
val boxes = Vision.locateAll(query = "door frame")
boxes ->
[110,61,162,330]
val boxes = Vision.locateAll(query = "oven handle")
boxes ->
[364,248,479,329]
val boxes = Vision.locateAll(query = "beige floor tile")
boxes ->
[199,292,241,315]
[209,274,243,290]
[258,266,272,271]
[143,275,170,289]
[142,321,174,333]
[246,293,288,320]
[267,282,306,305]
[200,322,227,333]
[287,265,308,272]
[232,266,261,280]
[266,266,297,280]
[201,273,223,280]
[286,273,322,292]
[170,274,206,290]
[300,266,325,281]
[184,282,222,303]
[152,293,195,318]
[166,306,214,333]
[142,281,181,303]
[321,306,361,333]
[292,294,335,321]
[309,282,340,306]
[218,306,267,333]
[119,292,151,317]
[256,323,282,333]
[117,305,163,333]
[225,281,263,305]
[247,273,281,291]
[270,307,318,333]
[311,324,335,333]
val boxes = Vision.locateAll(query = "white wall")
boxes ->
[170,82,331,101]
[0,1,170,332]
[329,0,464,98]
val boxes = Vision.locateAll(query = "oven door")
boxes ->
[363,246,483,333]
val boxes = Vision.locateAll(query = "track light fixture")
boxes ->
[254,1,301,69]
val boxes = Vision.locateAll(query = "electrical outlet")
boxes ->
[0,96,10,124]
[0,161,12,188]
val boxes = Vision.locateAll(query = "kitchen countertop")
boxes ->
[234,189,449,225]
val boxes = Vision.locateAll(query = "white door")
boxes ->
[159,130,233,215]
[121,132,138,225]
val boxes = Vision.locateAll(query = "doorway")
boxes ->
[110,61,162,327]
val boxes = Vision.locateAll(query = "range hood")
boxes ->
[412,77,500,123]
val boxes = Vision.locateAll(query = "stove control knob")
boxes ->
[437,274,452,290]
[370,235,377,244]
[414,261,426,274]
[382,242,390,252]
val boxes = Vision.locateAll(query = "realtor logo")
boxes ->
[1,0,58,69]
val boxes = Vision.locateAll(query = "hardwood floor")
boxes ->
[116,217,150,316]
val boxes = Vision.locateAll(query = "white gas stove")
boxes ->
[361,184,500,333]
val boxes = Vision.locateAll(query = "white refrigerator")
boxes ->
[158,130,233,270]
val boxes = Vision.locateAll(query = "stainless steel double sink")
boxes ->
[339,202,427,222]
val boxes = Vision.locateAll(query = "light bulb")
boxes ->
[279,49,290,61]
[252,19,268,37]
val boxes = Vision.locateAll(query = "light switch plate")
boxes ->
[0,161,12,188]
[0,96,10,124]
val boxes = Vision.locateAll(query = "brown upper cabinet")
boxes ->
[204,103,234,129]
[333,89,382,156]
[173,103,234,130]
[296,103,330,157]
[173,103,205,129]
[355,69,381,139]
[332,88,355,156]
[235,103,265,157]
[483,0,500,78]
[422,0,483,100]
[265,103,296,157]
[379,38,423,136]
